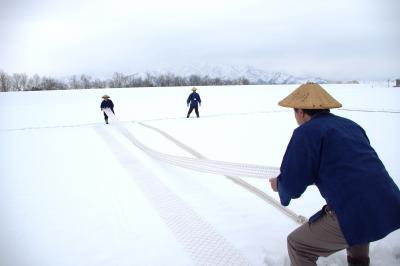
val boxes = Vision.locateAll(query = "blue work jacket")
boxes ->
[277,112,400,246]
[187,92,201,107]
[100,99,114,111]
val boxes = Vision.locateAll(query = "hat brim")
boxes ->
[278,83,342,109]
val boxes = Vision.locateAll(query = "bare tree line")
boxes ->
[0,70,250,92]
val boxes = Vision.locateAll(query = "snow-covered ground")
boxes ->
[1,84,399,266]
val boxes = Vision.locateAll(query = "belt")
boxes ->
[325,205,334,215]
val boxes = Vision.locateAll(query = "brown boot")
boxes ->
[347,255,370,266]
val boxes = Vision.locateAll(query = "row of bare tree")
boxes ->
[0,71,250,92]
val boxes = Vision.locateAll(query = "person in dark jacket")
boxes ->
[100,95,114,124]
[269,83,400,266]
[186,87,202,118]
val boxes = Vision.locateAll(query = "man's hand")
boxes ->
[269,177,278,192]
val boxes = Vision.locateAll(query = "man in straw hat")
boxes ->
[186,87,202,118]
[100,95,114,124]
[269,83,400,266]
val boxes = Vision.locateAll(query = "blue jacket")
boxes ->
[277,112,400,246]
[187,92,201,107]
[100,99,114,111]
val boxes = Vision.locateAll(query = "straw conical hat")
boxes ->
[102,95,110,99]
[278,83,342,109]
[191,87,197,91]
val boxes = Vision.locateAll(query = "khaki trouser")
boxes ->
[287,209,370,266]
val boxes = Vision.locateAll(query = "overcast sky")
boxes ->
[1,0,399,80]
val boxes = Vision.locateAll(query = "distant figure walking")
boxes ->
[100,95,114,124]
[186,87,202,118]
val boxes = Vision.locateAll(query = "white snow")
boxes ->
[1,84,399,265]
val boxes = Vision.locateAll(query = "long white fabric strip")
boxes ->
[104,109,280,179]
[104,108,307,223]
[137,121,307,224]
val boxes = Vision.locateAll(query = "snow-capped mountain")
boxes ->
[151,65,329,85]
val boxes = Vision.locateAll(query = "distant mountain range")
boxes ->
[147,65,330,85]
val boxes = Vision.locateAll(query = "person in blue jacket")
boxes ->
[269,83,400,266]
[100,95,114,124]
[186,87,202,118]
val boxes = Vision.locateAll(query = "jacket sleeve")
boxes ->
[187,94,191,104]
[277,128,319,206]
[197,93,201,103]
